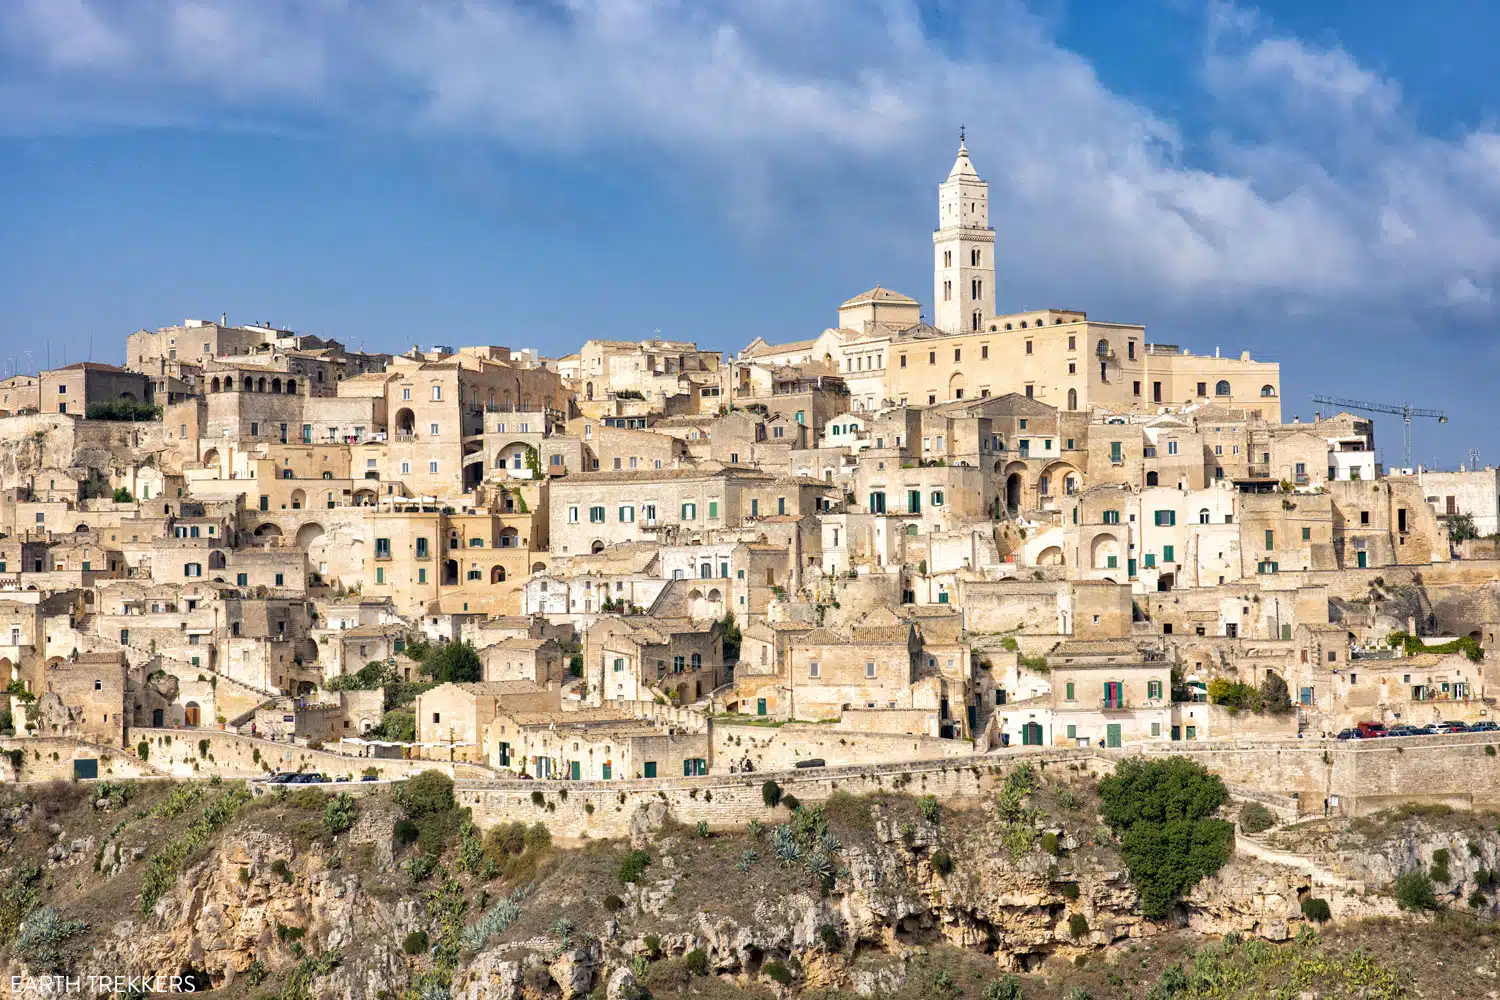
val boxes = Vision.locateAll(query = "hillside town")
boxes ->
[2,139,1498,792]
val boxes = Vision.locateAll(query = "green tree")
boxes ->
[1098,758,1233,918]
[1448,512,1479,545]
[371,709,415,742]
[719,611,742,663]
[323,793,359,836]
[1257,672,1293,715]
[423,641,482,684]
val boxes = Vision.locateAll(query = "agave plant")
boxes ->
[773,824,802,864]
[820,829,842,855]
[804,852,834,883]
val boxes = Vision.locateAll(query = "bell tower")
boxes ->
[932,127,996,334]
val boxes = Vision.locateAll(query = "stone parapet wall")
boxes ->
[458,748,1107,840]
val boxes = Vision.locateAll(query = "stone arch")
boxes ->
[591,540,605,554]
[531,562,547,574]
[494,441,531,471]
[294,522,326,566]
[257,377,267,392]
[1215,380,1231,396]
[947,371,967,400]
[491,565,506,584]
[286,379,297,394]
[208,550,227,570]
[271,377,282,393]
[395,408,415,434]
[222,377,234,392]
[253,522,283,540]
[1146,471,1159,487]
[202,448,219,467]
[1036,545,1065,567]
[353,488,377,506]
[499,526,520,548]
[290,488,306,510]
[118,391,137,401]
[210,377,221,393]
[184,701,201,727]
[1090,532,1121,570]
[1260,384,1276,397]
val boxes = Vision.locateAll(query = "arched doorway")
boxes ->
[184,702,201,727]
[443,559,459,586]
[1090,533,1120,570]
[290,489,306,510]
[253,523,282,541]
[1006,473,1023,513]
[1036,546,1065,566]
[395,408,416,435]
[591,540,605,554]
[490,566,506,584]
[1145,471,1158,487]
[1021,721,1043,746]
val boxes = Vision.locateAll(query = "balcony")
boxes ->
[1101,698,1130,712]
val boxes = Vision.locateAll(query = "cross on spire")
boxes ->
[959,124,966,144]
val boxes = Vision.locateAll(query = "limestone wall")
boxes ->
[0,737,155,783]
[712,721,976,772]
[129,728,432,782]
[460,749,1107,840]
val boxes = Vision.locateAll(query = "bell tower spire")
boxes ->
[933,129,995,334]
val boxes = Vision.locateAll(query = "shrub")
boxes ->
[642,934,661,957]
[818,923,842,950]
[398,771,455,818]
[1394,870,1438,911]
[1238,802,1275,834]
[617,849,652,884]
[197,739,210,758]
[603,894,625,913]
[393,819,419,846]
[1431,847,1452,884]
[1300,897,1331,922]
[983,975,1025,1000]
[86,400,160,421]
[14,907,87,970]
[763,960,792,985]
[685,948,708,976]
[1065,989,1093,1000]
[323,793,359,837]
[780,794,801,812]
[525,823,551,851]
[402,929,429,955]
[931,849,954,876]
[1487,745,1497,757]
[1068,912,1090,939]
[761,780,782,807]
[1097,757,1232,919]
[271,859,293,884]
[531,790,545,807]
[919,795,941,824]
[695,821,711,839]
[406,853,436,883]
[136,741,149,762]
[1042,831,1061,856]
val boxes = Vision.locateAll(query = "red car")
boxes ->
[1355,721,1389,738]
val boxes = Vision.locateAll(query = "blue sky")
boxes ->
[2,1,1499,468]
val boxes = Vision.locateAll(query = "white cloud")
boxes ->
[2,0,1500,330]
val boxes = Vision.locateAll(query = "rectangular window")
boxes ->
[1153,510,1176,526]
[681,502,697,520]
[274,572,284,586]
[808,660,820,678]
[865,661,876,678]
[418,568,427,584]
[981,345,989,359]
[568,506,579,523]
[1024,340,1032,355]
[1302,526,1311,541]
[1265,529,1275,550]
[1148,680,1162,700]
[415,537,429,558]
[899,355,906,368]
[1110,442,1122,463]
[1065,682,1075,701]
[619,506,634,523]
[236,573,248,586]
[1167,440,1178,455]
[431,386,442,400]
[589,506,605,523]
[708,501,719,519]
[376,567,384,584]
[1162,544,1174,563]
[907,490,921,513]
[930,490,944,506]
[429,461,439,474]
[1144,553,1156,568]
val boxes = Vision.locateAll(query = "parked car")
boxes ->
[1386,725,1422,737]
[1413,724,1441,736]
[1468,721,1499,732]
[360,774,379,782]
[1435,721,1470,734]
[1334,729,1362,740]
[1355,721,1389,738]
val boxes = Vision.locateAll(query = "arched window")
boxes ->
[1067,388,1078,410]
[1199,509,1211,524]
[223,377,233,391]
[970,248,981,266]
[286,379,297,394]
[1019,321,1028,329]
[271,378,282,393]
[1260,384,1276,397]
[1145,471,1159,486]
[210,377,220,393]
[1216,380,1231,396]
[1096,339,1110,357]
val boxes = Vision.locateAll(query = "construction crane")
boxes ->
[1311,395,1447,471]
